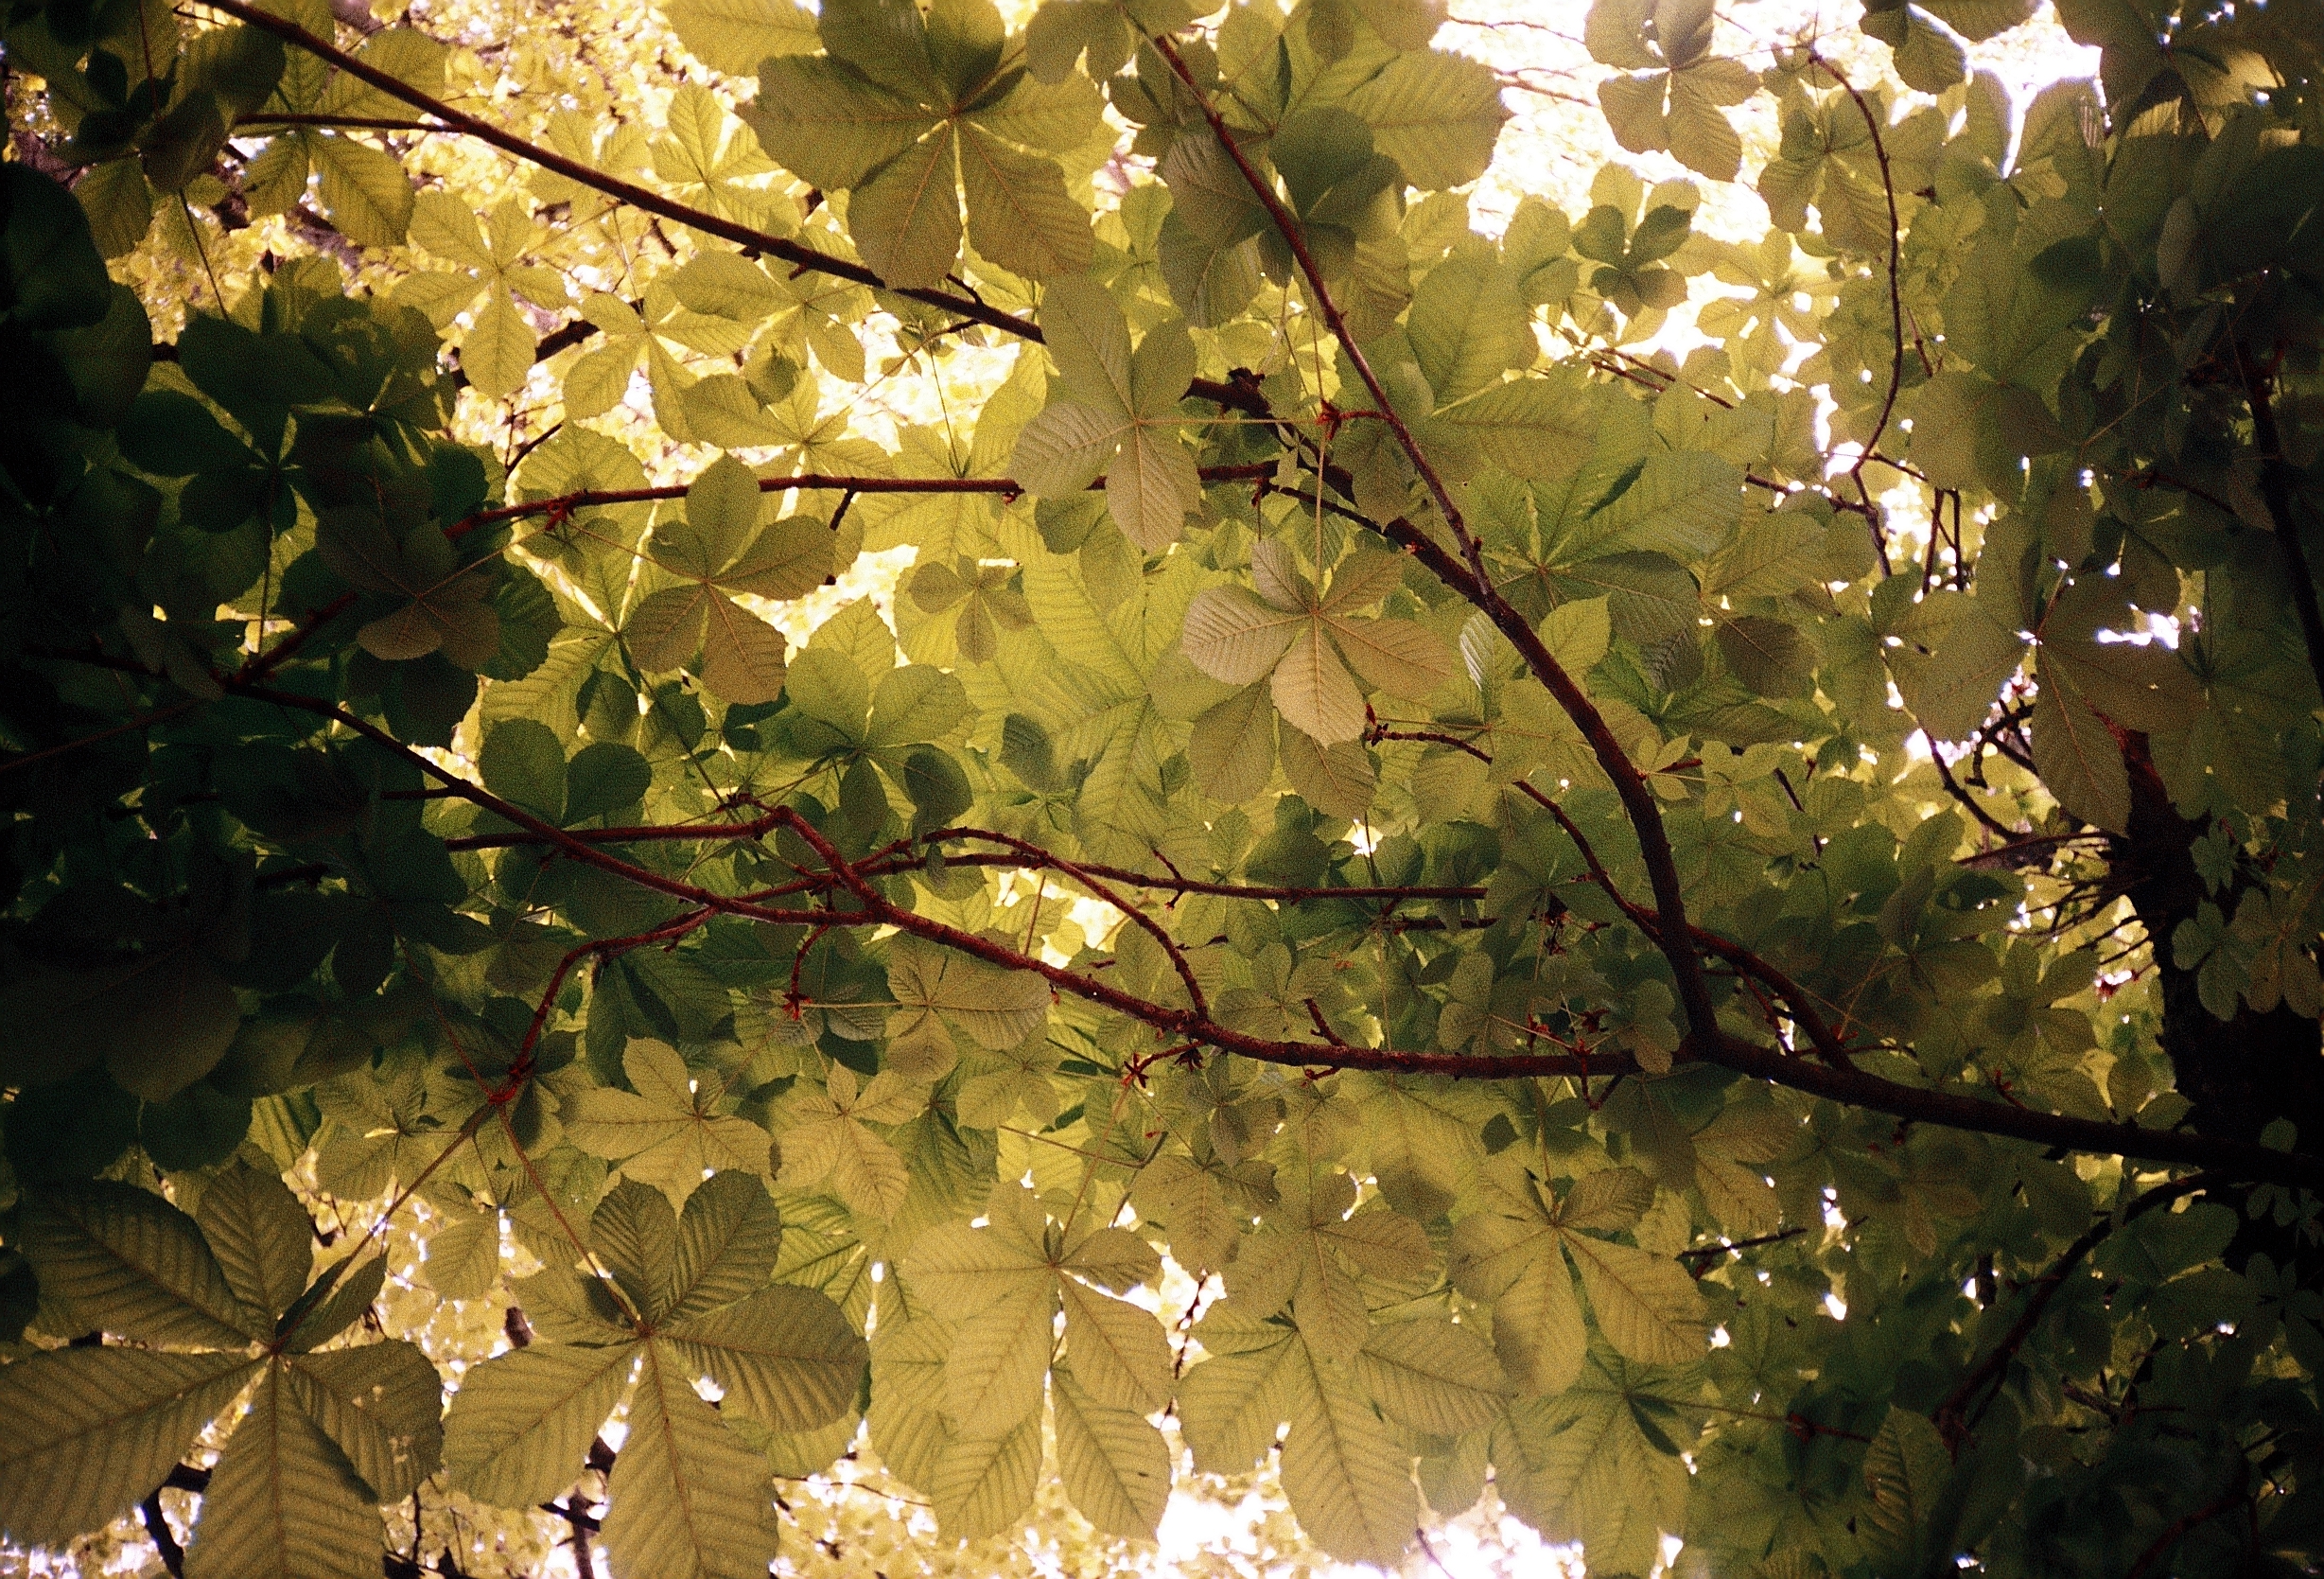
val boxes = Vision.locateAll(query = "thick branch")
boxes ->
[25,652,2315,1181]
[2236,343,2324,704]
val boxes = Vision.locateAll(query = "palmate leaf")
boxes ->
[1496,1348,1693,1575]
[623,453,831,705]
[184,1364,390,1579]
[1449,1161,1706,1395]
[445,1172,862,1577]
[562,1039,777,1202]
[886,1187,1174,1535]
[883,936,1051,1079]
[743,0,1099,288]
[1007,277,1202,552]
[776,1065,924,1220]
[0,1349,257,1546]
[1182,541,1454,745]
[0,1180,441,1565]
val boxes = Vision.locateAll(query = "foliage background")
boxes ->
[2,0,2321,1575]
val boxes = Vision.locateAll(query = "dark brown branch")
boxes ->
[37,655,2324,1180]
[1809,51,1909,559]
[2236,343,2324,705]
[0,699,199,779]
[1933,1172,2225,1450]
[1676,1226,1809,1270]
[190,0,1271,418]
[2124,1487,2248,1579]
[140,1492,186,1577]
[234,112,441,132]
[1931,740,2018,840]
[454,463,1278,536]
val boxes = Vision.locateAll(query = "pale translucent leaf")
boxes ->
[1053,1372,1171,1539]
[442,1343,638,1508]
[1354,1317,1511,1434]
[603,1344,779,1579]
[664,1285,868,1432]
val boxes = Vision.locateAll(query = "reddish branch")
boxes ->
[28,642,2324,1184]
[1145,31,1723,1057]
[2124,1487,2250,1579]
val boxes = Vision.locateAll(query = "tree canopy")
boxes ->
[1,0,2322,1574]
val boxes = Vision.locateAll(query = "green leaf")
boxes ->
[1496,1349,1689,1574]
[1432,375,1600,481]
[443,1343,638,1507]
[107,950,243,1104]
[1354,1316,1511,1434]
[24,1183,265,1349]
[1279,1347,1416,1566]
[461,289,536,400]
[183,1364,385,1579]
[848,123,962,289]
[0,165,113,330]
[664,1284,868,1431]
[958,123,1091,279]
[1861,1406,1952,1570]
[866,663,970,746]
[306,133,414,247]
[743,57,936,190]
[928,1408,1041,1538]
[564,1041,775,1204]
[665,0,819,73]
[1052,1371,1171,1539]
[566,742,653,824]
[1895,589,2027,742]
[285,1342,445,1502]
[602,1343,782,1579]
[775,1065,919,1219]
[195,1159,314,1325]
[1057,1278,1172,1414]
[481,718,568,822]
[75,158,155,258]
[666,1170,786,1323]
[2030,659,2129,833]
[1408,253,1531,406]
[1590,450,1745,560]
[0,1348,256,1546]
[1188,681,1279,802]
[1010,281,1200,551]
